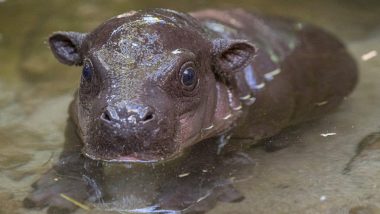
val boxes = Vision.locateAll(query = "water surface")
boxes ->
[0,0,380,213]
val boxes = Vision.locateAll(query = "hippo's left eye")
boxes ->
[179,62,198,91]
[82,61,93,82]
[80,60,100,96]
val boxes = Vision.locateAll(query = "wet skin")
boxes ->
[24,8,357,213]
[48,8,356,162]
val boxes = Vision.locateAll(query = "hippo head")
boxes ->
[48,9,255,162]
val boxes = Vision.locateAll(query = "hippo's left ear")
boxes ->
[49,31,87,66]
[212,39,256,80]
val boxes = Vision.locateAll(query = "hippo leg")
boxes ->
[23,119,104,213]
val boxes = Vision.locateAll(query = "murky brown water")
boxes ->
[1,0,380,213]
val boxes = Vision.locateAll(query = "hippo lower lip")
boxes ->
[113,153,160,163]
[83,152,157,163]
[82,147,175,163]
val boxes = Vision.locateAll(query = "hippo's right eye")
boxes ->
[82,61,93,82]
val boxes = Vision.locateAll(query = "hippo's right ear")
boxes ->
[48,31,87,66]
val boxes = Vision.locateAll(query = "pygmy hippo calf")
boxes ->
[24,7,357,213]
[47,8,357,162]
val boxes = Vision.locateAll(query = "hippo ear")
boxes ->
[48,31,87,66]
[212,39,256,80]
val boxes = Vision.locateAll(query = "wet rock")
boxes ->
[343,132,380,174]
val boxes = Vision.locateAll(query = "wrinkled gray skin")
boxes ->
[24,8,357,213]
[47,8,357,162]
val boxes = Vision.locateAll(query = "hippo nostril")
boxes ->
[142,112,154,122]
[101,107,120,124]
[104,112,111,121]
[101,110,113,123]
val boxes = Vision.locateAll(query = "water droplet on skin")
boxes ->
[253,82,265,90]
[142,15,166,24]
[264,68,281,81]
[268,48,280,63]
[171,49,183,54]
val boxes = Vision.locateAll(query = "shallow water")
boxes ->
[0,0,380,213]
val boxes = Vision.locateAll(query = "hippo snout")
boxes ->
[81,101,177,162]
[100,103,155,127]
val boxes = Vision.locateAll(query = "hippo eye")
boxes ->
[182,68,195,86]
[180,62,198,90]
[82,61,93,82]
[80,60,99,96]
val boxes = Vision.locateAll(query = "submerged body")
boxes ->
[24,8,357,212]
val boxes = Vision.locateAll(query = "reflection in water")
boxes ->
[100,139,254,213]
[24,119,255,213]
